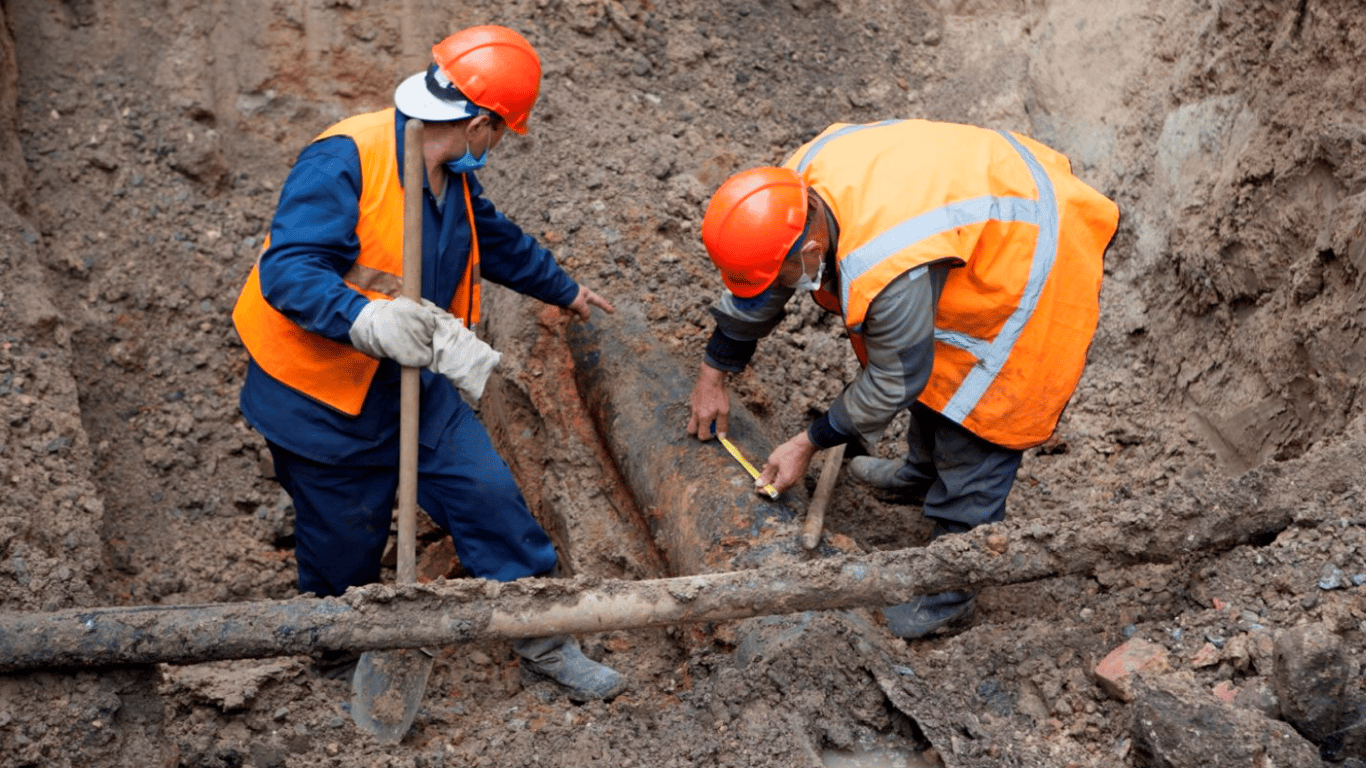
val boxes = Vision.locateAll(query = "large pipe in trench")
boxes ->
[564,304,816,576]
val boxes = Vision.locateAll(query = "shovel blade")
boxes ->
[350,647,434,744]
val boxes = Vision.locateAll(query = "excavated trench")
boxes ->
[478,290,942,764]
[477,284,1366,766]
[4,1,1366,767]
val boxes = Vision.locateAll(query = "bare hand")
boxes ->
[687,364,729,441]
[757,431,819,493]
[565,286,615,321]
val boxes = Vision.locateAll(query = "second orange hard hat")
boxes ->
[701,167,809,298]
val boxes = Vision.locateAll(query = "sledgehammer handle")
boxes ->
[802,443,846,549]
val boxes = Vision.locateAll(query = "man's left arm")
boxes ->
[756,267,942,492]
[809,266,942,449]
[468,185,590,309]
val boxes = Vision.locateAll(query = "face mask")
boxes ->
[444,144,488,175]
[790,257,825,292]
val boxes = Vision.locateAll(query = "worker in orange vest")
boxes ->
[232,26,625,700]
[688,120,1119,639]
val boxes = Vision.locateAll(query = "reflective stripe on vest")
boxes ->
[941,131,1057,422]
[337,175,482,327]
[793,120,900,174]
[786,120,1117,449]
[232,109,481,416]
[832,132,1057,422]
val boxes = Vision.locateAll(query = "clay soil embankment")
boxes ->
[1,1,1364,767]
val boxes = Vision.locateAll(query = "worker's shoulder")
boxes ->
[307,110,394,152]
[290,135,362,175]
[305,133,363,158]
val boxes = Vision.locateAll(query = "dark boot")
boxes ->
[847,457,930,503]
[513,635,628,702]
[882,591,977,639]
[311,648,363,680]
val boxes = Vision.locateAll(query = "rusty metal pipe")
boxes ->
[565,305,811,575]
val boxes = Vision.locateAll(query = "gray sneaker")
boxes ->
[882,591,977,639]
[513,635,628,702]
[848,457,930,502]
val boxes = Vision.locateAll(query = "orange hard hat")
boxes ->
[431,26,541,134]
[701,167,809,298]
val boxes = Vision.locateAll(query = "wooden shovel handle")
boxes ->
[397,118,424,586]
[802,443,846,550]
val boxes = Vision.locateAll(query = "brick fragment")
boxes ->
[417,537,463,582]
[1095,637,1170,702]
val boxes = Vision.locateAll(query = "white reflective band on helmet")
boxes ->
[393,64,488,122]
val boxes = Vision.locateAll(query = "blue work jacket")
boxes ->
[240,110,579,464]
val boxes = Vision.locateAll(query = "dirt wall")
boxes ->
[1,1,1364,767]
[1138,0,1366,472]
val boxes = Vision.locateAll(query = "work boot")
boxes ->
[513,635,628,702]
[848,457,930,503]
[882,591,977,640]
[311,648,362,681]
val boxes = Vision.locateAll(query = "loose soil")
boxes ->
[1,1,1364,767]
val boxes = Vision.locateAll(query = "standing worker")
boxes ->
[687,119,1118,639]
[232,25,627,700]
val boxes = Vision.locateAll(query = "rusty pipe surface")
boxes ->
[566,304,812,575]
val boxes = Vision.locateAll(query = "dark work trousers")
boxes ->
[268,404,558,598]
[897,402,1023,537]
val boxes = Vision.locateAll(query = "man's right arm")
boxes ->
[689,286,795,440]
[821,265,944,447]
[702,286,795,372]
[256,137,369,344]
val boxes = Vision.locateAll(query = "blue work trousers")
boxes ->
[898,402,1023,536]
[268,405,558,597]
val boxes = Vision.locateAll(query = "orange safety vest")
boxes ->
[232,109,482,416]
[788,120,1118,450]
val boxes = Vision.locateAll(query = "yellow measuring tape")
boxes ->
[719,437,780,499]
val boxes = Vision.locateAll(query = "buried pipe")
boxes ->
[565,304,818,576]
[560,303,1366,579]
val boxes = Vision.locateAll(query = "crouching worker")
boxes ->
[687,119,1118,639]
[232,25,624,700]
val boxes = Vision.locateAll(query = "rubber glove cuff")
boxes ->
[428,314,502,404]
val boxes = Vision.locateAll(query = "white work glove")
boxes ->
[428,313,502,404]
[347,297,443,367]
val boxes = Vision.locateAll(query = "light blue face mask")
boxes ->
[445,144,488,175]
[790,257,825,292]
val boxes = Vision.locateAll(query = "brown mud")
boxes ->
[1,1,1364,767]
